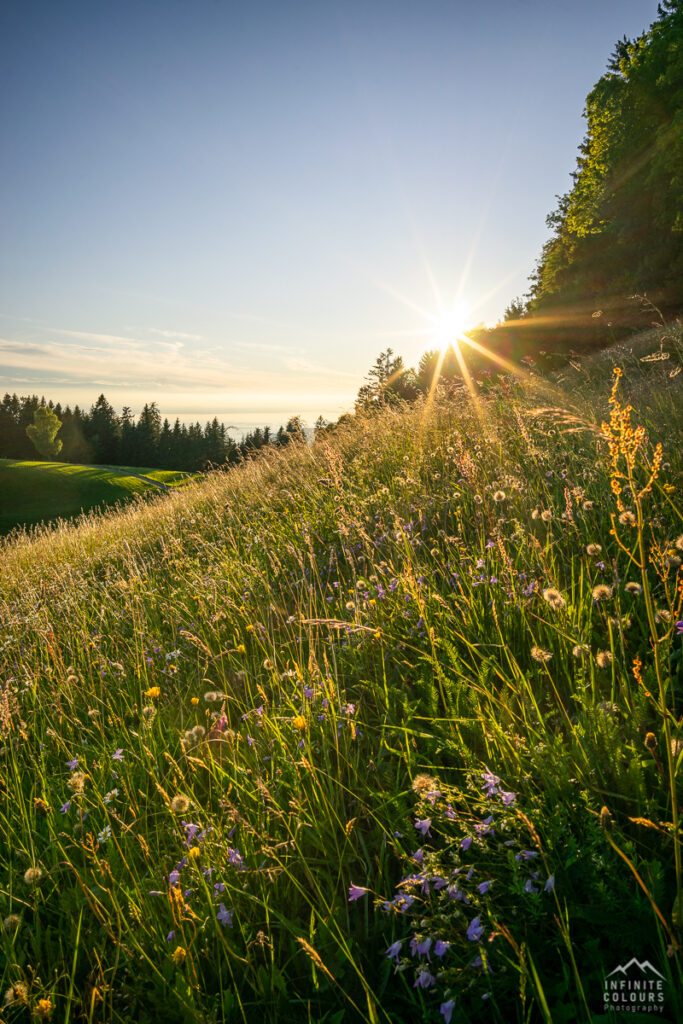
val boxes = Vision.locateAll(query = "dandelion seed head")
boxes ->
[619,511,636,526]
[596,650,613,669]
[586,544,602,555]
[67,771,86,793]
[412,774,439,796]
[171,795,191,813]
[531,646,552,663]
[542,588,566,610]
[625,582,642,595]
[4,982,28,1006]
[592,584,612,602]
[23,867,42,885]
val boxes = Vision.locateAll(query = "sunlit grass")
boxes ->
[0,338,681,1022]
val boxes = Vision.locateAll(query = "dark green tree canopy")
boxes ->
[526,1,683,331]
[2,391,305,471]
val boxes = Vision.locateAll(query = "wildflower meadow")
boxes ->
[0,331,682,1022]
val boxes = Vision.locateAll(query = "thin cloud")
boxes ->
[147,328,204,341]
[0,334,359,395]
[233,340,305,355]
[282,356,359,380]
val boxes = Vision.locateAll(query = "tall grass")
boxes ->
[0,335,681,1022]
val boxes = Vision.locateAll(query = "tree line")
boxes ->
[0,392,307,470]
[472,0,683,362]
[350,346,468,412]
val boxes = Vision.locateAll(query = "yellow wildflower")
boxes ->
[145,686,161,699]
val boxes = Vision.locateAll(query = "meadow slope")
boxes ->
[0,460,191,536]
[0,333,682,1023]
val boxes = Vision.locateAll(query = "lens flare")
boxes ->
[431,302,470,351]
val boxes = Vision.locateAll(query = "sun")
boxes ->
[430,301,470,351]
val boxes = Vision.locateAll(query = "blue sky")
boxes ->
[0,0,661,429]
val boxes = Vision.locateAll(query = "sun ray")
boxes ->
[459,332,533,383]
[370,278,436,321]
[359,327,435,340]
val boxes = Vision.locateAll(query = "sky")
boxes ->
[0,0,662,432]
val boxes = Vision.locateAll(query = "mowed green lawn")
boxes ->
[0,459,191,535]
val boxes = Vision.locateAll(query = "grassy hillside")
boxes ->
[0,460,191,535]
[0,332,681,1023]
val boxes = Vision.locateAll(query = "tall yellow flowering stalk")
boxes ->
[603,367,679,913]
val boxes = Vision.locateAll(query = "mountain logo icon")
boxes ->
[606,958,666,981]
